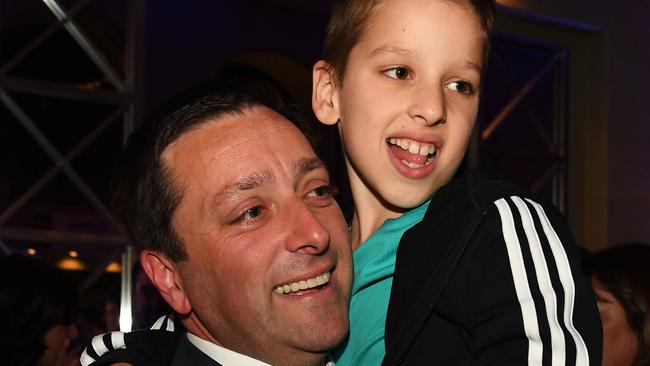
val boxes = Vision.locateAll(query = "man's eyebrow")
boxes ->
[296,157,326,178]
[216,171,276,202]
[213,158,324,204]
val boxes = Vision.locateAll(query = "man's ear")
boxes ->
[139,250,191,315]
[312,60,340,126]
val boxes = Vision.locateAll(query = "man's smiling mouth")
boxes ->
[273,271,331,294]
[388,138,437,168]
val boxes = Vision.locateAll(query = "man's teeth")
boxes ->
[273,271,330,294]
[389,138,435,157]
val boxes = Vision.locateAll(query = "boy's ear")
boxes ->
[312,60,340,126]
[139,250,191,315]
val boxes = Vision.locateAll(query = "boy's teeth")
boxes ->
[402,160,424,169]
[389,138,435,157]
[419,145,430,156]
[401,154,436,168]
[274,271,331,294]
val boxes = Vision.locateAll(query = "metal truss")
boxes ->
[0,0,146,330]
[474,45,567,211]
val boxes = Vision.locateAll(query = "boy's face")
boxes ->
[326,0,486,209]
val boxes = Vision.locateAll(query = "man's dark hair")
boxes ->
[111,73,310,261]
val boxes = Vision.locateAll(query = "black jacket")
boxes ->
[82,329,220,366]
[170,336,221,366]
[383,171,602,365]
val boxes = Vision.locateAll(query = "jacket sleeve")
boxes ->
[80,315,181,366]
[460,196,602,365]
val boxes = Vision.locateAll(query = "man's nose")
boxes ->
[284,200,330,254]
[408,85,447,126]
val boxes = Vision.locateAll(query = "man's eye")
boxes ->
[235,206,263,223]
[308,185,338,198]
[383,67,410,80]
[446,80,474,95]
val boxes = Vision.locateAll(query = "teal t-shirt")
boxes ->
[334,200,430,366]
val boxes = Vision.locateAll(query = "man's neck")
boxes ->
[184,330,333,366]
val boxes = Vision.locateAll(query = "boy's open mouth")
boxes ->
[273,271,330,295]
[388,138,437,168]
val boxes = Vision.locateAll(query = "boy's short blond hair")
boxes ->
[322,0,496,83]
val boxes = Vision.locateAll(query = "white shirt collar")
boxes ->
[187,333,271,366]
[186,333,335,366]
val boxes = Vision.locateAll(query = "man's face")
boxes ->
[162,106,352,365]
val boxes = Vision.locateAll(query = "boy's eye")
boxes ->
[446,80,474,95]
[383,67,410,80]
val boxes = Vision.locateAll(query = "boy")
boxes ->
[312,0,601,364]
[84,0,602,365]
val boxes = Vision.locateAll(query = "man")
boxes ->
[82,83,353,366]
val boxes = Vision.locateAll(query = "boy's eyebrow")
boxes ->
[462,59,483,74]
[371,45,483,73]
[370,45,416,57]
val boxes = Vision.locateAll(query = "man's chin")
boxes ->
[289,318,349,353]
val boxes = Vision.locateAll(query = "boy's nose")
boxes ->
[408,85,446,126]
[284,200,330,255]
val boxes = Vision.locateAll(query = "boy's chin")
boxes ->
[380,187,435,211]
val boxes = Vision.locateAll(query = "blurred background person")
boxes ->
[0,254,80,366]
[585,243,650,366]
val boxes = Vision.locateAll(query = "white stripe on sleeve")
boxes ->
[79,348,95,366]
[150,315,175,331]
[512,196,566,366]
[91,333,109,356]
[166,316,175,331]
[111,331,126,349]
[150,315,166,330]
[495,198,543,365]
[526,198,590,365]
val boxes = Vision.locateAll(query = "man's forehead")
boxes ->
[162,105,319,193]
[163,106,303,159]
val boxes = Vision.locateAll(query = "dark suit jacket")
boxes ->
[383,171,603,365]
[171,336,222,366]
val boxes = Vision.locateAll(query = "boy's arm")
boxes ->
[465,196,602,365]
[80,315,181,366]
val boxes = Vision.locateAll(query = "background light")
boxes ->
[105,261,122,273]
[57,257,87,271]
